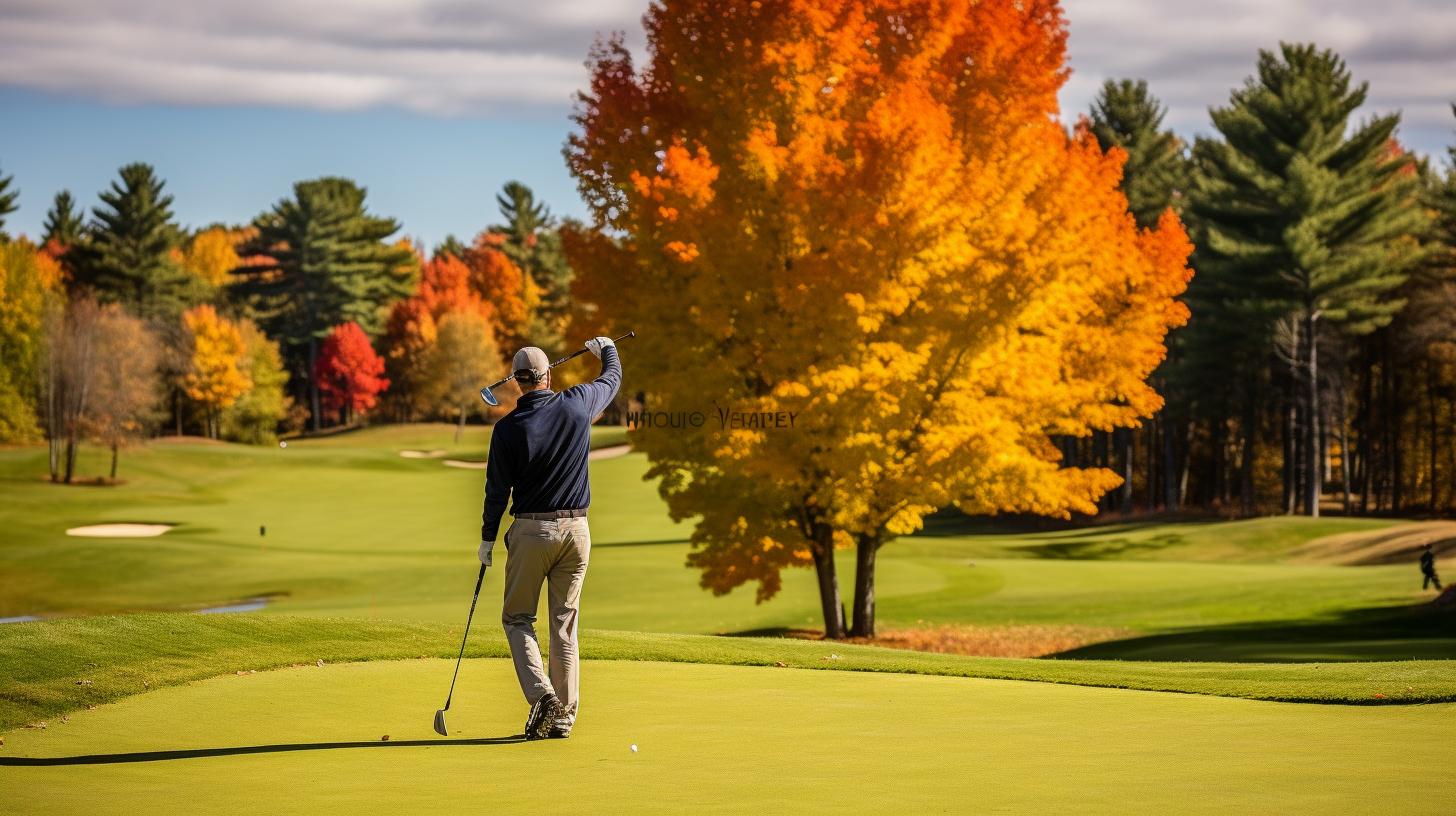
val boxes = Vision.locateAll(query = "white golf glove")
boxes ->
[478,540,493,567]
[585,336,615,358]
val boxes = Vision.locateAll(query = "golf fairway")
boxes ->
[2,660,1452,814]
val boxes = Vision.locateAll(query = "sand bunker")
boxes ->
[442,459,487,470]
[66,523,174,538]
[399,449,447,459]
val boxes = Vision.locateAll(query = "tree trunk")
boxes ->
[810,527,845,639]
[110,442,119,481]
[849,536,877,638]
[1119,427,1134,514]
[309,337,321,432]
[1304,310,1320,517]
[1428,361,1439,512]
[1338,392,1351,515]
[63,435,77,484]
[1147,417,1158,512]
[1282,400,1296,514]
[1240,398,1257,516]
[1163,416,1179,512]
[456,404,466,443]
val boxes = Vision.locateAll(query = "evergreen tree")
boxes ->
[70,163,195,320]
[1088,79,1192,512]
[1188,43,1428,517]
[1087,79,1190,228]
[492,181,573,354]
[434,234,468,260]
[42,191,85,248]
[233,177,416,429]
[0,165,18,241]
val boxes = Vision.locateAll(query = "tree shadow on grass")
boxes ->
[1053,602,1456,663]
[0,735,526,766]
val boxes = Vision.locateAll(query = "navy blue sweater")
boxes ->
[481,346,621,542]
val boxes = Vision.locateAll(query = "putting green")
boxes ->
[1,660,1451,815]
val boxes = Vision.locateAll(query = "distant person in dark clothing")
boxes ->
[1420,544,1442,591]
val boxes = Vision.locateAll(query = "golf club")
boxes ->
[433,563,487,737]
[479,331,635,406]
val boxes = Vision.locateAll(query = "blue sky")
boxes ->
[0,87,586,250]
[1,0,1453,249]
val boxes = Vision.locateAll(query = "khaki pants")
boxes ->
[501,515,591,731]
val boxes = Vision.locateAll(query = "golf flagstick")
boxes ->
[434,563,487,737]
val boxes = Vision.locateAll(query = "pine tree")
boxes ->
[1087,79,1190,228]
[233,177,416,430]
[0,165,18,241]
[1087,80,1191,512]
[434,234,468,260]
[43,191,85,248]
[492,181,572,354]
[71,163,196,320]
[1188,43,1428,517]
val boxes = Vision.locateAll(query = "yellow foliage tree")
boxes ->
[565,0,1193,637]
[181,226,248,287]
[182,304,252,438]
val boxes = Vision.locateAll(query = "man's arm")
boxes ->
[573,341,622,418]
[480,425,513,564]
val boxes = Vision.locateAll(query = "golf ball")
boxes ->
[630,744,638,753]
[279,441,287,448]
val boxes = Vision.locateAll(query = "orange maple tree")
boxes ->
[565,0,1193,637]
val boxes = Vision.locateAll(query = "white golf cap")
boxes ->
[513,346,550,381]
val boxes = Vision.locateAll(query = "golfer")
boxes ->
[480,336,621,740]
[1420,543,1442,591]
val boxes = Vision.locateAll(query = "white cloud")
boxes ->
[0,0,1451,151]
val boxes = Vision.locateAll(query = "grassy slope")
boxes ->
[0,429,1438,641]
[2,614,1453,733]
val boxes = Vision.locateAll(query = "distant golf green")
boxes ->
[3,659,1452,815]
[0,426,1441,651]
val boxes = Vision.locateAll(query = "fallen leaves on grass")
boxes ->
[74,679,92,686]
[783,623,1130,658]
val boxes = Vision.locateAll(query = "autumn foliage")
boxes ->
[565,0,1193,636]
[182,304,251,438]
[314,321,389,422]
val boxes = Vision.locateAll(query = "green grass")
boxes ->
[2,658,1452,815]
[3,425,1454,813]
[0,426,1450,678]
[914,514,1403,562]
[0,428,1441,652]
[2,614,1453,733]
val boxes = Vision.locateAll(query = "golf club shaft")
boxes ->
[482,331,636,394]
[442,563,487,711]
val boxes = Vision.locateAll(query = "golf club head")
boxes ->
[433,709,448,737]
[479,386,499,407]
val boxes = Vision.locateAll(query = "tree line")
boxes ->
[0,162,574,478]
[1076,43,1455,519]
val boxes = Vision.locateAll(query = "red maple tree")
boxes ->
[313,322,389,424]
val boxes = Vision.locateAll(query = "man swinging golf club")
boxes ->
[480,336,621,740]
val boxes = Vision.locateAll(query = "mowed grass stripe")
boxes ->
[2,614,1454,733]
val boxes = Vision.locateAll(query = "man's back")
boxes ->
[481,345,621,540]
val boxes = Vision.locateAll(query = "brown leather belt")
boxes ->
[513,509,588,520]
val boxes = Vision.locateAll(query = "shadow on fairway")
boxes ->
[0,735,526,766]
[1053,602,1456,662]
